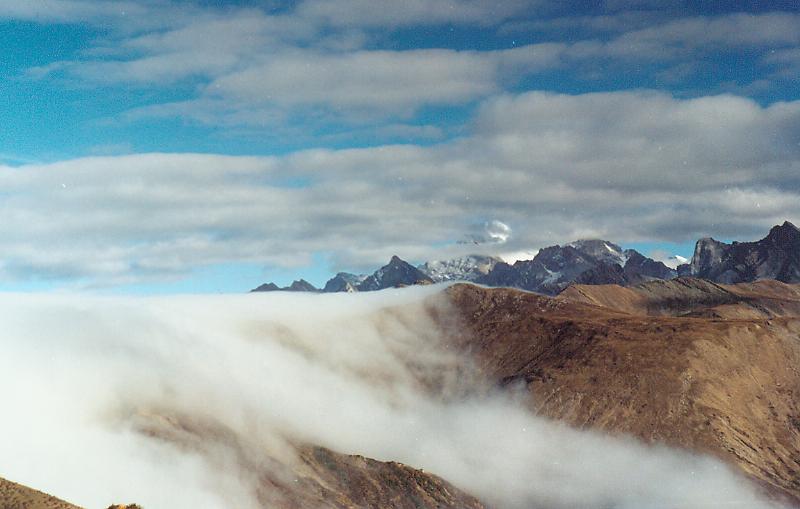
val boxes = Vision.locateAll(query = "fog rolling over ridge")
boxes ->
[0,288,781,509]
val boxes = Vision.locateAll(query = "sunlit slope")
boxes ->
[445,282,800,504]
[1,452,485,509]
[0,477,79,509]
[558,277,800,318]
[281,446,486,508]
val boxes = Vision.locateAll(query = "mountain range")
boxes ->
[252,221,800,295]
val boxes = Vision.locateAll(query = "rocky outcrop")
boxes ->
[357,256,433,291]
[682,221,800,284]
[322,272,366,293]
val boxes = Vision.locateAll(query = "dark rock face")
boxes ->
[623,250,677,280]
[357,256,434,291]
[251,282,281,292]
[477,240,675,295]
[574,261,629,286]
[287,279,318,292]
[322,272,365,293]
[687,221,800,284]
[251,279,318,292]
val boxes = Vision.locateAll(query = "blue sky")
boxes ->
[0,0,799,292]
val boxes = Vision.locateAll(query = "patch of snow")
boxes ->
[419,255,500,282]
[499,249,539,264]
[542,267,562,285]
[651,253,690,270]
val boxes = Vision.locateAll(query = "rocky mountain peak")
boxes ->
[322,272,366,293]
[689,237,728,276]
[251,282,280,292]
[687,222,800,284]
[568,239,627,266]
[251,279,318,292]
[477,240,675,295]
[288,279,318,292]
[357,256,433,291]
[766,221,800,245]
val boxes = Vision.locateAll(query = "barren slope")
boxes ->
[2,447,485,509]
[0,477,79,509]
[559,277,800,318]
[130,411,486,509]
[444,282,800,504]
[287,446,486,509]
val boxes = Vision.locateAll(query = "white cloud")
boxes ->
[199,45,564,116]
[765,47,800,79]
[464,219,512,244]
[0,90,798,285]
[500,249,539,264]
[0,290,780,508]
[17,3,800,129]
[295,0,538,28]
[616,12,800,50]
[0,0,144,23]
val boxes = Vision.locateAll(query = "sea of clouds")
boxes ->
[0,286,785,509]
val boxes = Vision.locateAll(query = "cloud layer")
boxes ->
[19,2,800,131]
[0,90,798,285]
[0,289,782,508]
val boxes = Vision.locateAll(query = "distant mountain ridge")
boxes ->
[251,256,433,293]
[250,222,800,295]
[679,221,800,284]
[475,240,677,295]
[252,279,318,292]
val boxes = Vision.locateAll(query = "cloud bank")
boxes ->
[0,289,783,508]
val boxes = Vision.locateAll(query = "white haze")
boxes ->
[0,287,785,509]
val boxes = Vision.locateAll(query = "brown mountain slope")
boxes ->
[288,446,486,509]
[2,447,485,509]
[129,410,486,509]
[0,477,79,509]
[558,277,800,318]
[444,282,800,504]
[252,444,486,508]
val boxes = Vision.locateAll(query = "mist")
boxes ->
[0,286,784,509]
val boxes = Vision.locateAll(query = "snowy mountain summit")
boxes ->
[418,255,501,283]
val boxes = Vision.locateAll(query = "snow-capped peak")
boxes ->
[419,255,501,283]
[567,239,628,266]
[661,254,689,270]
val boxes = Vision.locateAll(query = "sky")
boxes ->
[0,0,799,292]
